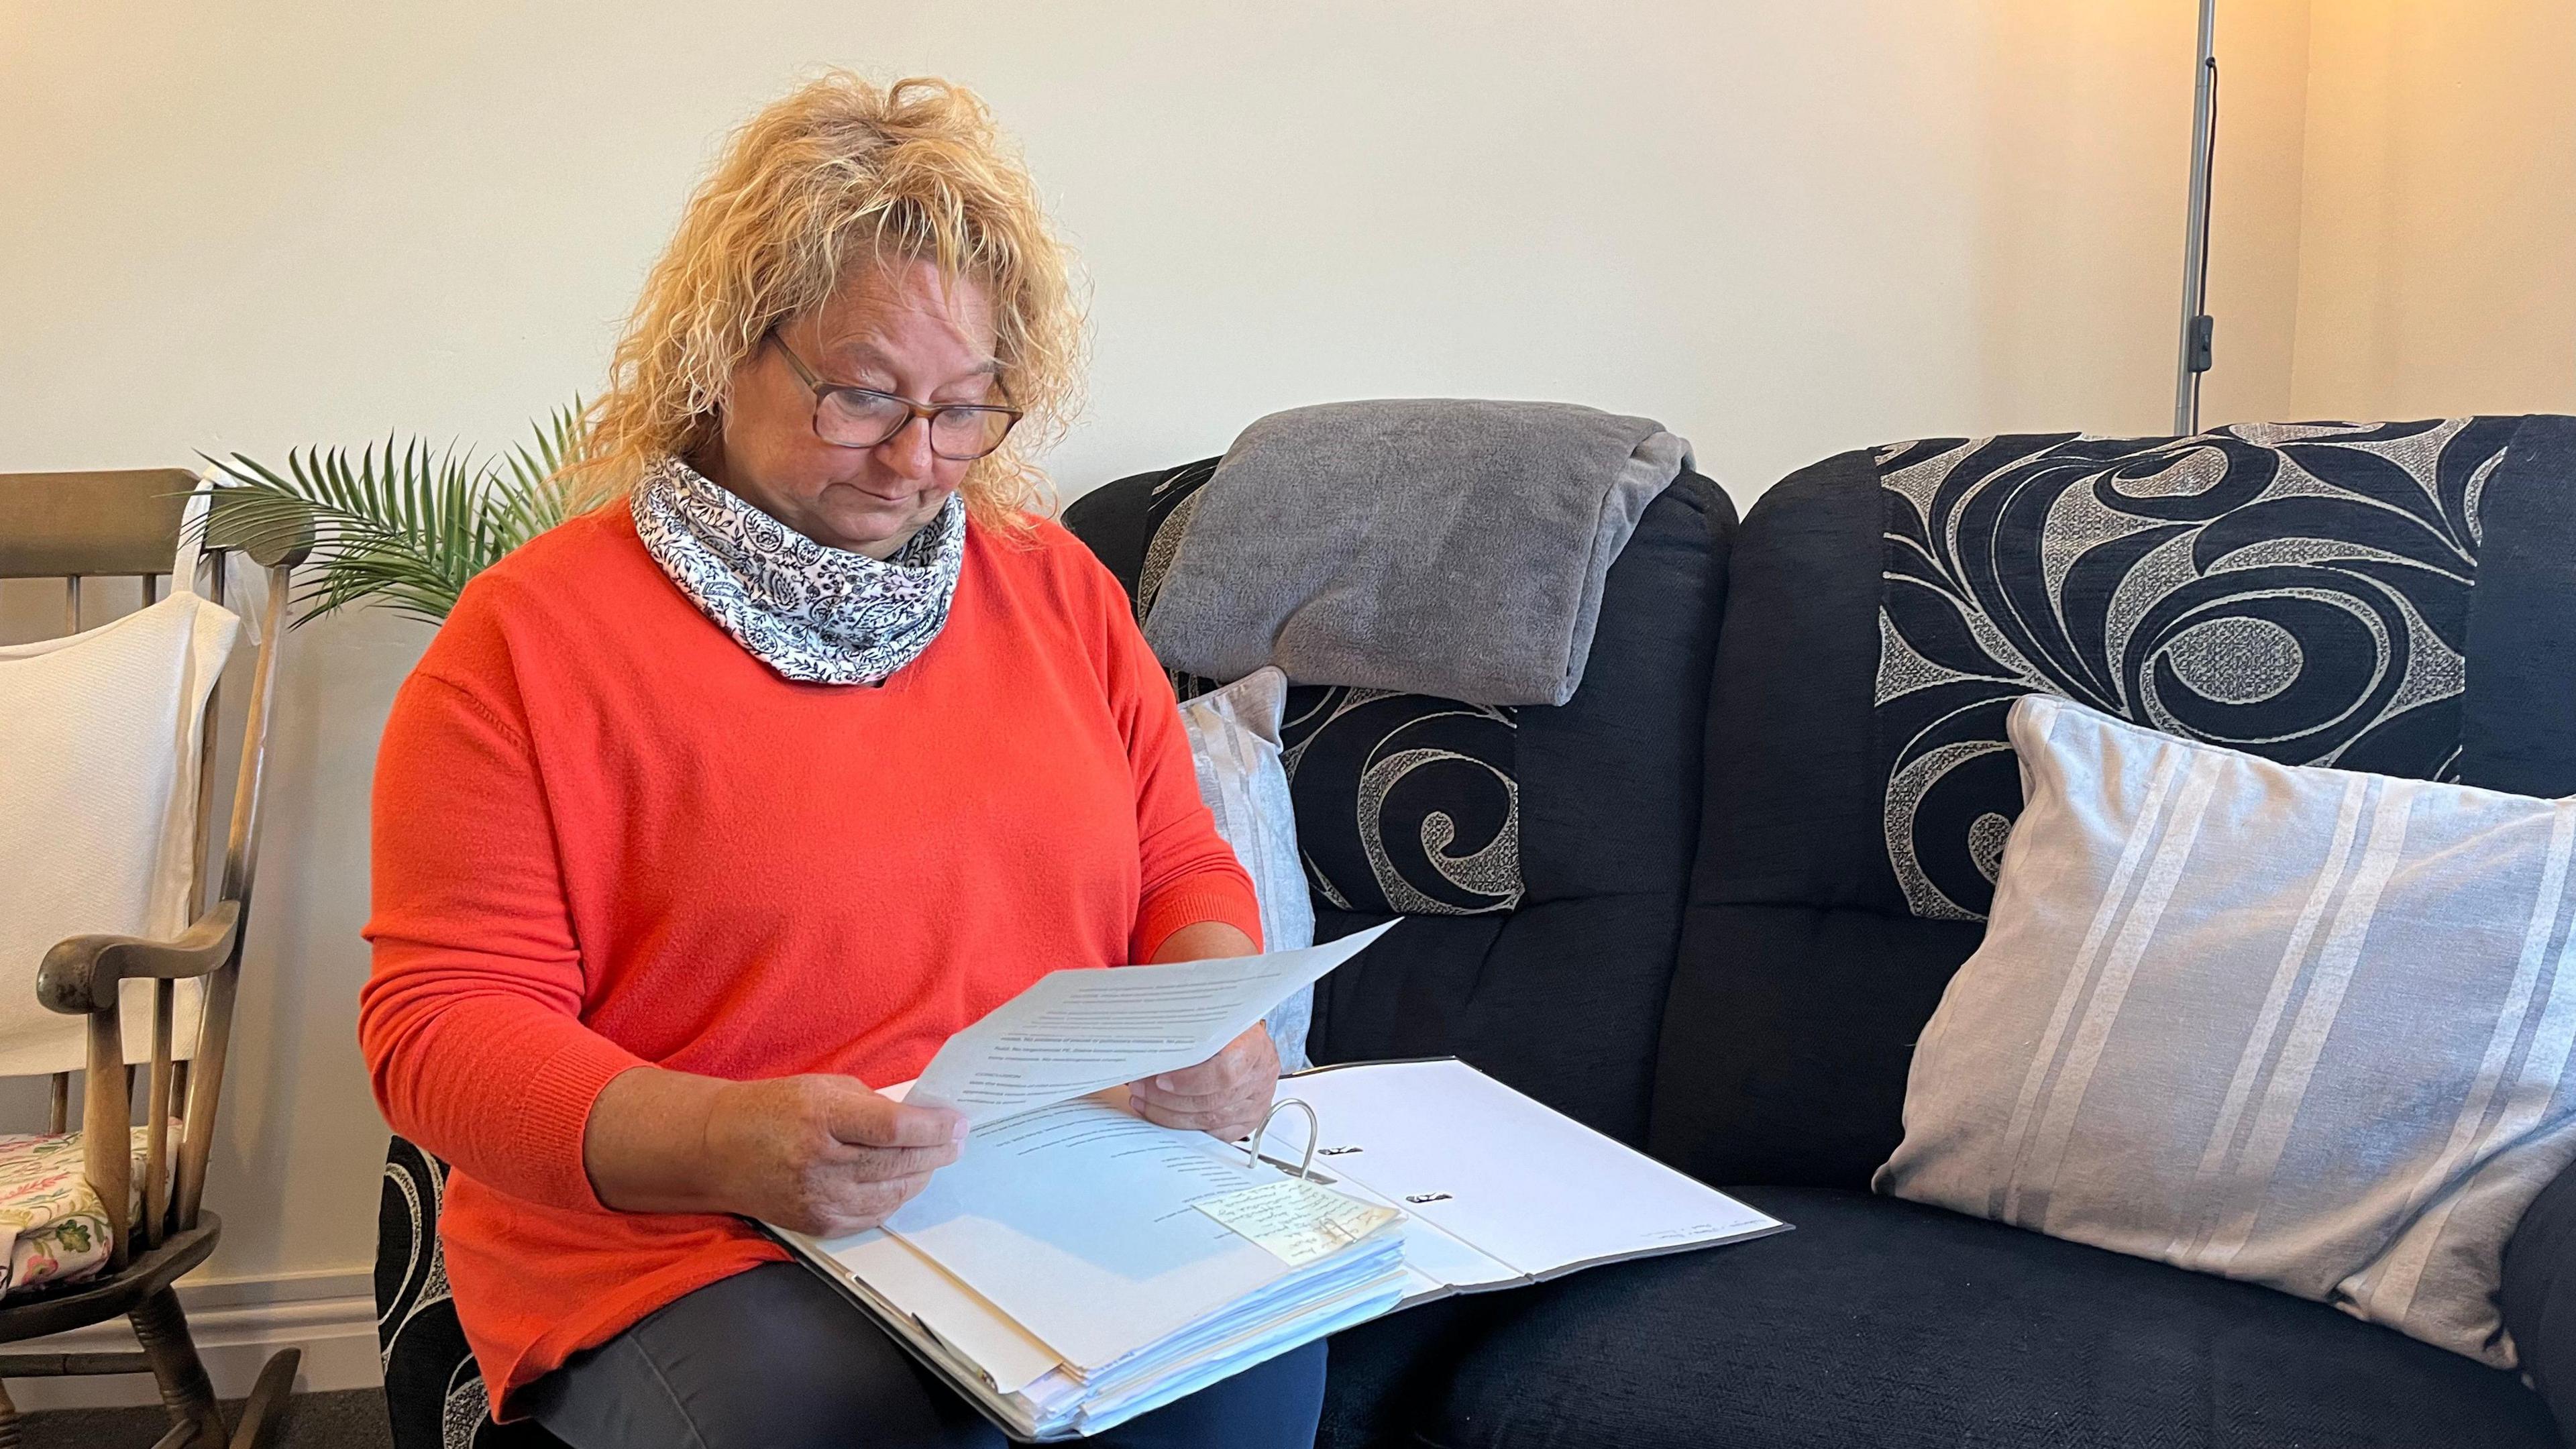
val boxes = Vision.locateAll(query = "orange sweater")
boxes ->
[358,506,1259,1419]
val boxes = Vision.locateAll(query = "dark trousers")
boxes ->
[520,1261,1329,1449]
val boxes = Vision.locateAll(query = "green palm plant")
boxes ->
[197,402,588,627]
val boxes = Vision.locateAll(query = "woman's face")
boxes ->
[705,258,1001,558]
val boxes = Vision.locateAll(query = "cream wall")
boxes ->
[0,0,2565,1394]
[2286,0,2576,419]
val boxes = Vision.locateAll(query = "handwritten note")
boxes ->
[1195,1179,1402,1268]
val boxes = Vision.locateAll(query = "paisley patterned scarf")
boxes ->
[631,455,966,685]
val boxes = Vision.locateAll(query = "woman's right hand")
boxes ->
[584,1066,967,1236]
[704,1075,967,1235]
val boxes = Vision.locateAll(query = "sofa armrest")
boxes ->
[2504,1153,2576,1442]
[36,898,241,1014]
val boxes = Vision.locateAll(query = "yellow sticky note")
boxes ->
[1195,1178,1402,1268]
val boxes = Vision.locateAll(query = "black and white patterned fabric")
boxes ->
[1876,419,2509,922]
[1132,457,1218,679]
[631,455,965,685]
[1281,688,1521,915]
[1126,458,1523,917]
[377,1138,567,1449]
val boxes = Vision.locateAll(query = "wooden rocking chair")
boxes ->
[0,468,309,1448]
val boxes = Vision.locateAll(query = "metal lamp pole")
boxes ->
[2174,0,2220,434]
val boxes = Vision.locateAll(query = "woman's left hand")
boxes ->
[1128,1024,1279,1140]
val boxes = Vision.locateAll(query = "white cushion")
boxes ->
[1177,667,1318,1070]
[0,589,237,1073]
[1877,694,2576,1366]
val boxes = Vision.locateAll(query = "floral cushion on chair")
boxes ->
[0,1126,158,1299]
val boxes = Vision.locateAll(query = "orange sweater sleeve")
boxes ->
[1087,555,1265,963]
[358,600,644,1214]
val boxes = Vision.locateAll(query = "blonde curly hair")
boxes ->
[569,71,1084,528]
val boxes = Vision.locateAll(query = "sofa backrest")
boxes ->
[1649,417,2576,1190]
[1067,459,1737,1145]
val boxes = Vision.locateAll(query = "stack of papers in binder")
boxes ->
[771,924,1409,1440]
[780,1093,1409,1439]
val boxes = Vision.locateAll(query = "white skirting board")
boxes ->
[4,1267,382,1411]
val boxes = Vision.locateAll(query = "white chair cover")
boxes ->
[0,484,241,1074]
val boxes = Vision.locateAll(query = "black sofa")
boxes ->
[379,416,2576,1448]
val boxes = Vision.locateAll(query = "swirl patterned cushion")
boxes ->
[1279,686,1520,916]
[1877,420,2514,924]
[0,1126,158,1298]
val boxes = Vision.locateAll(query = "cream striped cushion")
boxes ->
[1877,694,2576,1366]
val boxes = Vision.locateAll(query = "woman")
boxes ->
[358,73,1314,1448]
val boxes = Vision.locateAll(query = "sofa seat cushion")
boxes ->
[1405,1187,2558,1449]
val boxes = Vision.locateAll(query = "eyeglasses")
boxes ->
[767,333,1023,461]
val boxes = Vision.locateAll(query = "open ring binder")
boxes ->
[773,1059,1783,1442]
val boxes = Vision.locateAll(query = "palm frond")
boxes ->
[194,401,587,628]
[492,402,586,549]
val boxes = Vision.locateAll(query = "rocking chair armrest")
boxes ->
[37,900,241,1015]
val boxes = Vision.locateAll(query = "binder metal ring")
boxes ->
[1244,1098,1319,1181]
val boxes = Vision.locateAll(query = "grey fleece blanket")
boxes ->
[1140,399,1693,706]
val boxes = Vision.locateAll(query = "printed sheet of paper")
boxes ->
[909,922,1397,1126]
[1195,1179,1401,1268]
